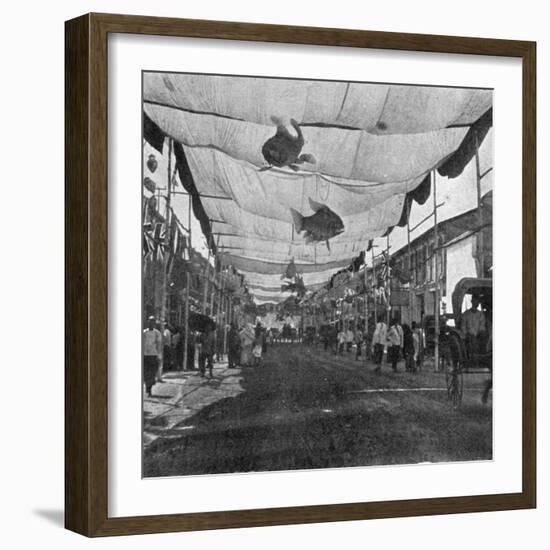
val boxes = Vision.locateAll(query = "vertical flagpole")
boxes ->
[210,235,221,317]
[386,234,391,326]
[407,219,413,325]
[433,170,440,372]
[223,295,229,356]
[372,247,378,326]
[188,188,193,252]
[182,271,190,371]
[159,138,172,378]
[363,254,368,361]
[202,232,212,314]
[474,131,485,276]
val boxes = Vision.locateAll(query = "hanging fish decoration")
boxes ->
[260,116,316,172]
[147,154,158,173]
[290,198,345,252]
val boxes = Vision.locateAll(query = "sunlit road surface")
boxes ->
[143,343,492,477]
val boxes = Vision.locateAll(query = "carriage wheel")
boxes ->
[443,337,464,408]
[446,365,464,408]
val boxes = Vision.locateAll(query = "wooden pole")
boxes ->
[386,234,391,326]
[363,259,368,361]
[202,232,212,314]
[182,271,190,371]
[159,139,172,378]
[433,171,440,372]
[372,247,378,325]
[474,131,485,276]
[407,219,413,325]
[208,235,220,317]
[223,295,229,355]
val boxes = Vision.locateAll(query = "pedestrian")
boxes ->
[337,327,346,355]
[174,326,183,371]
[199,324,216,378]
[239,323,255,366]
[330,324,338,354]
[254,322,264,364]
[186,330,197,371]
[252,330,264,367]
[371,315,387,372]
[402,323,415,372]
[159,321,172,381]
[227,322,241,369]
[143,316,162,396]
[411,321,423,371]
[354,324,364,360]
[386,318,401,372]
[395,318,404,359]
[345,324,354,352]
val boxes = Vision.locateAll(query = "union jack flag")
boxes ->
[142,222,166,262]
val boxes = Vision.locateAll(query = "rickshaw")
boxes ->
[439,278,493,407]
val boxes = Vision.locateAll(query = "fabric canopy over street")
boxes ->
[143,73,492,304]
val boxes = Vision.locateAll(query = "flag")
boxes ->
[152,222,166,262]
[165,217,180,275]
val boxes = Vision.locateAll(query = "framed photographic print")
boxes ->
[65,13,536,536]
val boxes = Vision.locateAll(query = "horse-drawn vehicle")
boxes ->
[438,277,493,407]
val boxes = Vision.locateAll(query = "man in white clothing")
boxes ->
[143,316,162,396]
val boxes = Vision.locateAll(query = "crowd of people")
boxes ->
[143,316,270,396]
[321,315,425,374]
[144,311,433,397]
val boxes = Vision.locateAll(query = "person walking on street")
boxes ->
[252,327,264,367]
[239,323,255,366]
[372,315,387,372]
[402,324,416,372]
[355,324,364,360]
[412,321,424,371]
[396,319,404,360]
[330,324,338,354]
[345,324,354,352]
[387,318,401,372]
[337,327,346,355]
[199,325,216,378]
[158,321,172,381]
[143,316,162,396]
[227,322,241,369]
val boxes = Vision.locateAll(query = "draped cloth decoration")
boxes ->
[143,73,492,304]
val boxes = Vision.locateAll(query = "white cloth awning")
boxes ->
[144,73,492,302]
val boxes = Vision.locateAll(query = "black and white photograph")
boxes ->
[141,72,493,478]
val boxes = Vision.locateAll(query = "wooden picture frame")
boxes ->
[65,12,536,537]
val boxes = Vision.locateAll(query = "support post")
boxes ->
[202,232,212,314]
[372,247,378,325]
[182,271,190,372]
[474,131,485,277]
[407,219,413,325]
[386,234,391,326]
[433,171,440,372]
[159,138,173,378]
